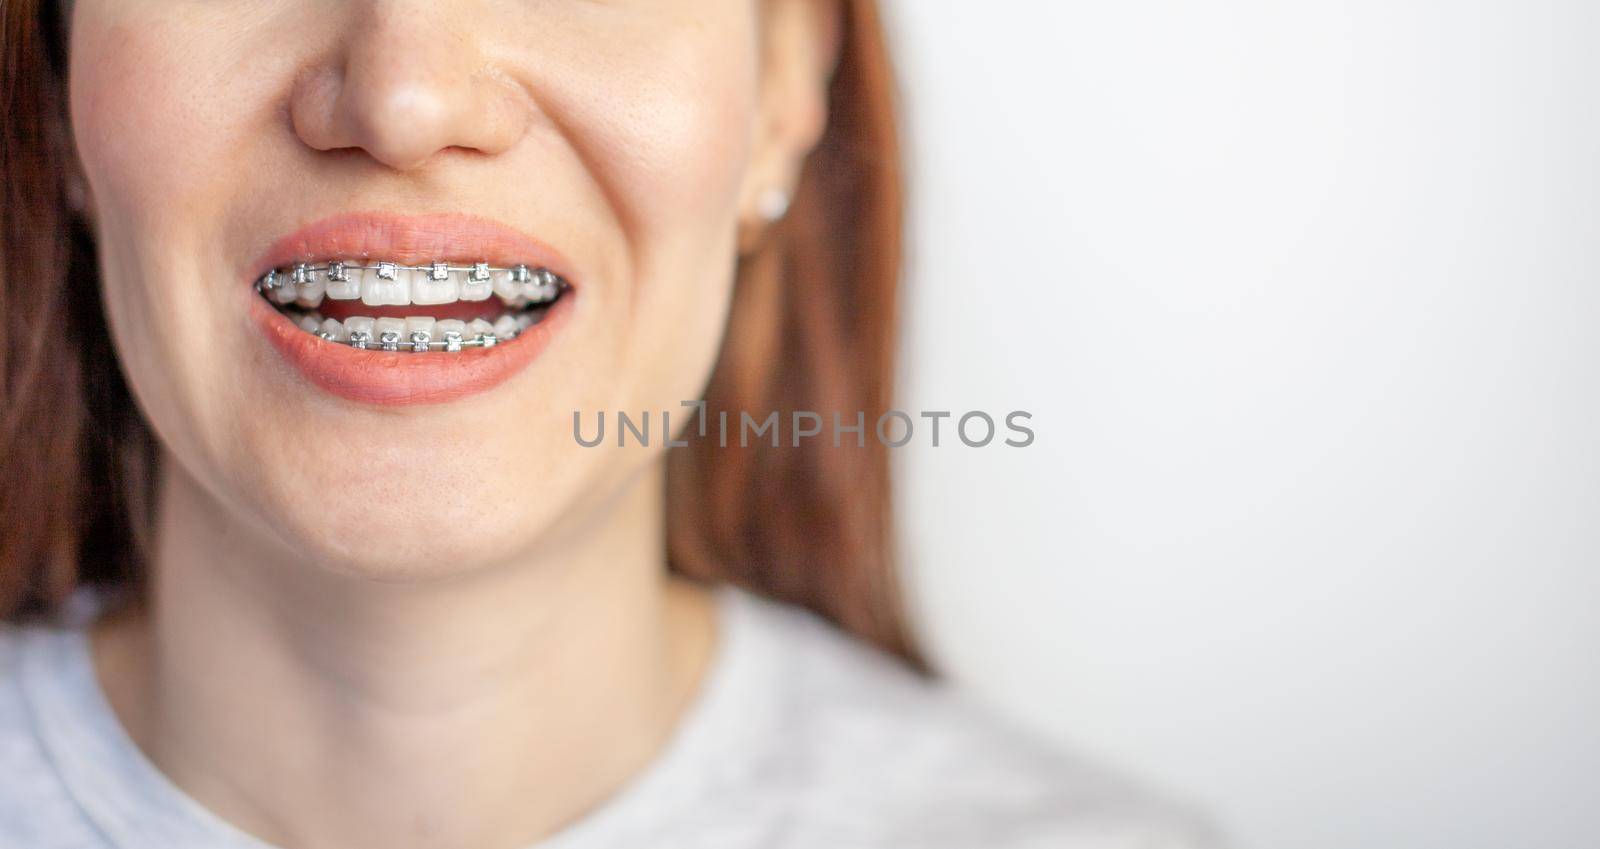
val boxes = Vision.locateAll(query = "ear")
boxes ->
[736,0,842,253]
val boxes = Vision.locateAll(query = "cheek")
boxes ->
[67,7,282,472]
[70,8,259,232]
[548,27,760,270]
[564,23,762,372]
[603,74,754,227]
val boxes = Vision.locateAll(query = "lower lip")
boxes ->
[251,295,573,406]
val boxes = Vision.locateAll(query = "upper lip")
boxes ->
[249,211,578,286]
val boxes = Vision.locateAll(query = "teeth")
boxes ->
[325,261,360,300]
[272,276,299,305]
[363,264,412,307]
[470,318,497,347]
[279,308,554,351]
[405,316,435,352]
[509,265,548,305]
[437,319,467,352]
[493,314,519,341]
[490,269,519,302]
[267,261,568,353]
[412,265,458,305]
[375,317,406,351]
[264,262,565,307]
[460,263,493,302]
[535,268,561,302]
[344,316,375,350]
[295,263,326,307]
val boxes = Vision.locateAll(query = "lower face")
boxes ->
[68,1,762,579]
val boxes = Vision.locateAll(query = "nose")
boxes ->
[290,3,531,171]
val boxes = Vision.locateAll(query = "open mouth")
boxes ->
[257,260,571,352]
[249,211,578,406]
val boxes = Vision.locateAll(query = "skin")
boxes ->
[67,1,838,847]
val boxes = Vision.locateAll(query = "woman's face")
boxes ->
[68,0,829,578]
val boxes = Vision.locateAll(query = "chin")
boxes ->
[242,464,568,585]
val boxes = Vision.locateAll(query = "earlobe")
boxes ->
[815,0,845,86]
[66,169,88,216]
[735,185,792,256]
[63,153,95,228]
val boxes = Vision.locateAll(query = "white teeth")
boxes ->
[436,319,467,352]
[324,261,360,300]
[493,314,519,340]
[529,268,560,303]
[411,270,459,305]
[267,262,563,309]
[283,309,552,351]
[490,270,519,302]
[272,278,299,305]
[460,265,493,302]
[325,277,360,301]
[344,316,376,349]
[405,316,436,352]
[271,261,566,352]
[294,264,326,307]
[374,317,407,351]
[362,265,412,307]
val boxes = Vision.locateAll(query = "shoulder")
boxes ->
[0,624,107,848]
[721,592,1223,848]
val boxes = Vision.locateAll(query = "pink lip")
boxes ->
[249,212,576,406]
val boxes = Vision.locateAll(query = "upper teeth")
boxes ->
[258,262,565,309]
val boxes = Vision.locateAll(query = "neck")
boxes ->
[92,458,716,849]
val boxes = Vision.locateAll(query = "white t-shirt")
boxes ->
[0,587,1220,848]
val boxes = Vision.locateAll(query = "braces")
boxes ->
[255,261,563,294]
[260,260,565,352]
[335,328,506,352]
[283,316,545,353]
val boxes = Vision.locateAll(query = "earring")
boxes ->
[66,171,89,216]
[757,188,791,222]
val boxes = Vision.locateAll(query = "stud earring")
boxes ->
[757,188,791,222]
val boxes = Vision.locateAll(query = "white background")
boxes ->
[886,3,1599,848]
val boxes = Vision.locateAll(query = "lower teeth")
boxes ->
[285,310,550,352]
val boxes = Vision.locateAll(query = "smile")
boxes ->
[250,212,577,406]
[257,260,570,351]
